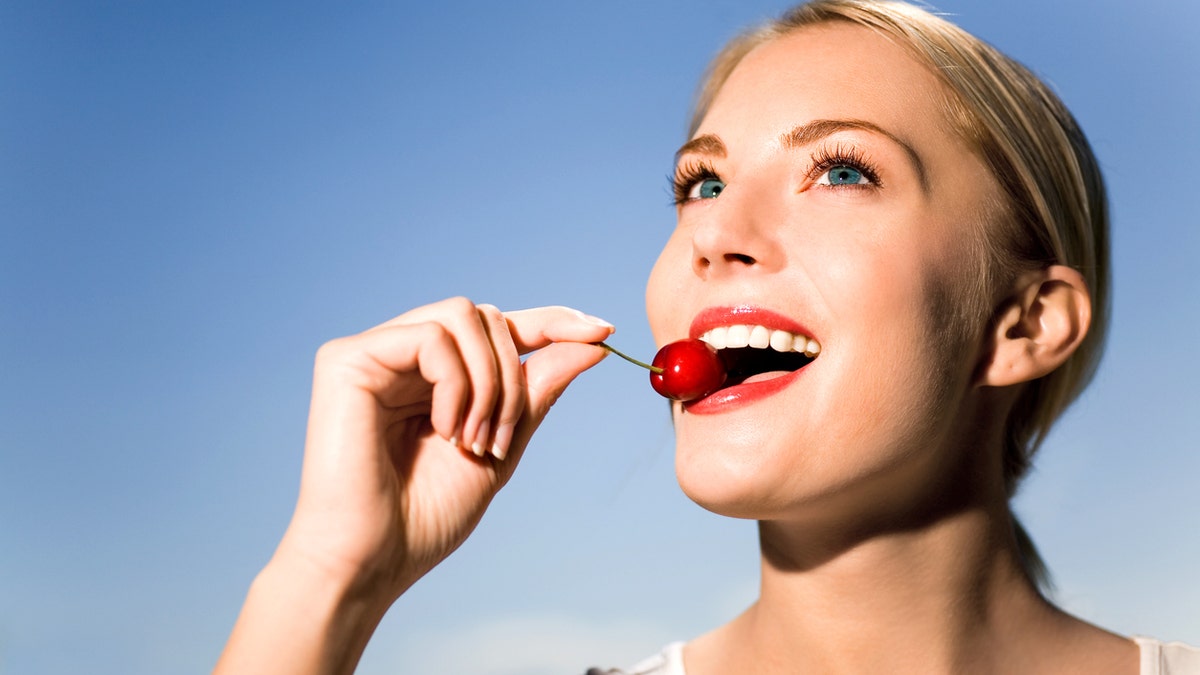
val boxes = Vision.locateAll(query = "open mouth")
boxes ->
[700,325,820,390]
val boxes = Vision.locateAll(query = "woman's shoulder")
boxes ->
[586,642,687,675]
[589,637,1200,674]
[1136,637,1200,675]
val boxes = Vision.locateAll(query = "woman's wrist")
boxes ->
[216,550,396,675]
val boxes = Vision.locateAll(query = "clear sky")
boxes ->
[2,1,1198,673]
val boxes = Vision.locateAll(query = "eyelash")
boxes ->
[808,143,882,189]
[671,159,720,206]
[669,143,884,205]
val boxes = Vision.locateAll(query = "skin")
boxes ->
[214,300,615,674]
[646,23,1132,675]
[217,20,1132,675]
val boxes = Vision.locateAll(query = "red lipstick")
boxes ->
[682,305,817,415]
[689,305,816,341]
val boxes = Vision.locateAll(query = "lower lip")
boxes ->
[682,367,807,414]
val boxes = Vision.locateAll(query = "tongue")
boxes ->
[733,370,794,386]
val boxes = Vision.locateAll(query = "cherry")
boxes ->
[649,339,726,401]
[598,340,727,402]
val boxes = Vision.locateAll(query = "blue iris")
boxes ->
[696,178,725,199]
[826,166,864,185]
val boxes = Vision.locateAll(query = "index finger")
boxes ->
[503,306,614,354]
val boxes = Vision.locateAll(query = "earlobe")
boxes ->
[979,265,1091,387]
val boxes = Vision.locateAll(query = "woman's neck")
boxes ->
[758,506,1045,672]
[685,505,1136,675]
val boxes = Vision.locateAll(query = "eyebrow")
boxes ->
[783,119,928,192]
[674,134,727,161]
[675,118,930,193]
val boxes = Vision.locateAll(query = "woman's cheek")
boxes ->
[645,233,690,344]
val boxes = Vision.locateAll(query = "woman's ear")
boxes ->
[979,265,1091,387]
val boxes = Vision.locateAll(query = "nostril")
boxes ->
[726,253,756,265]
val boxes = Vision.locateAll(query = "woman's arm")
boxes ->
[214,299,614,674]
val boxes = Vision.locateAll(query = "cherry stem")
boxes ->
[596,342,663,374]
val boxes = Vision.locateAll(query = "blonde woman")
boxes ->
[217,1,1199,673]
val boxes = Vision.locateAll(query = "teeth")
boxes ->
[769,330,794,352]
[725,324,750,348]
[749,325,770,349]
[699,324,820,356]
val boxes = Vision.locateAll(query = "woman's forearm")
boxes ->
[214,554,390,675]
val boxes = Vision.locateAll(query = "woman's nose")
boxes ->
[690,193,782,279]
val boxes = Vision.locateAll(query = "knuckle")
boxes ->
[443,295,477,317]
[313,336,375,388]
[478,304,508,329]
[415,320,451,343]
[314,336,351,365]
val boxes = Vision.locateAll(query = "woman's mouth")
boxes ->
[679,306,822,414]
[699,324,820,388]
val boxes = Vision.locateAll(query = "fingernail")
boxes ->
[474,417,491,452]
[574,309,613,329]
[491,422,514,461]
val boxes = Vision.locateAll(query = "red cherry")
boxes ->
[649,339,726,401]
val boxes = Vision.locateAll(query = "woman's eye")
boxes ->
[688,178,726,200]
[816,165,869,186]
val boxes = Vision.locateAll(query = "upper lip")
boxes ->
[688,305,817,341]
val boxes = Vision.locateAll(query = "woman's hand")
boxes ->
[215,299,613,674]
[284,298,614,594]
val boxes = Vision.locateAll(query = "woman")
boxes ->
[216,1,1198,673]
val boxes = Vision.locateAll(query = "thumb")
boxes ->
[506,342,608,459]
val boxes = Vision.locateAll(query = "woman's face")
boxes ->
[646,23,1005,522]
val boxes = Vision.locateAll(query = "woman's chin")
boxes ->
[675,453,794,520]
[682,490,772,520]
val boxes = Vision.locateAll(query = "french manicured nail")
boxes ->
[471,418,491,457]
[574,310,613,329]
[490,422,513,461]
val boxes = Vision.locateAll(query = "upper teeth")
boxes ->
[699,325,821,356]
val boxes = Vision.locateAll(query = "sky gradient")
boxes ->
[2,1,1198,673]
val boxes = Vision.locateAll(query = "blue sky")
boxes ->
[2,1,1198,673]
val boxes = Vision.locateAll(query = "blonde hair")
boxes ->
[689,0,1110,588]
